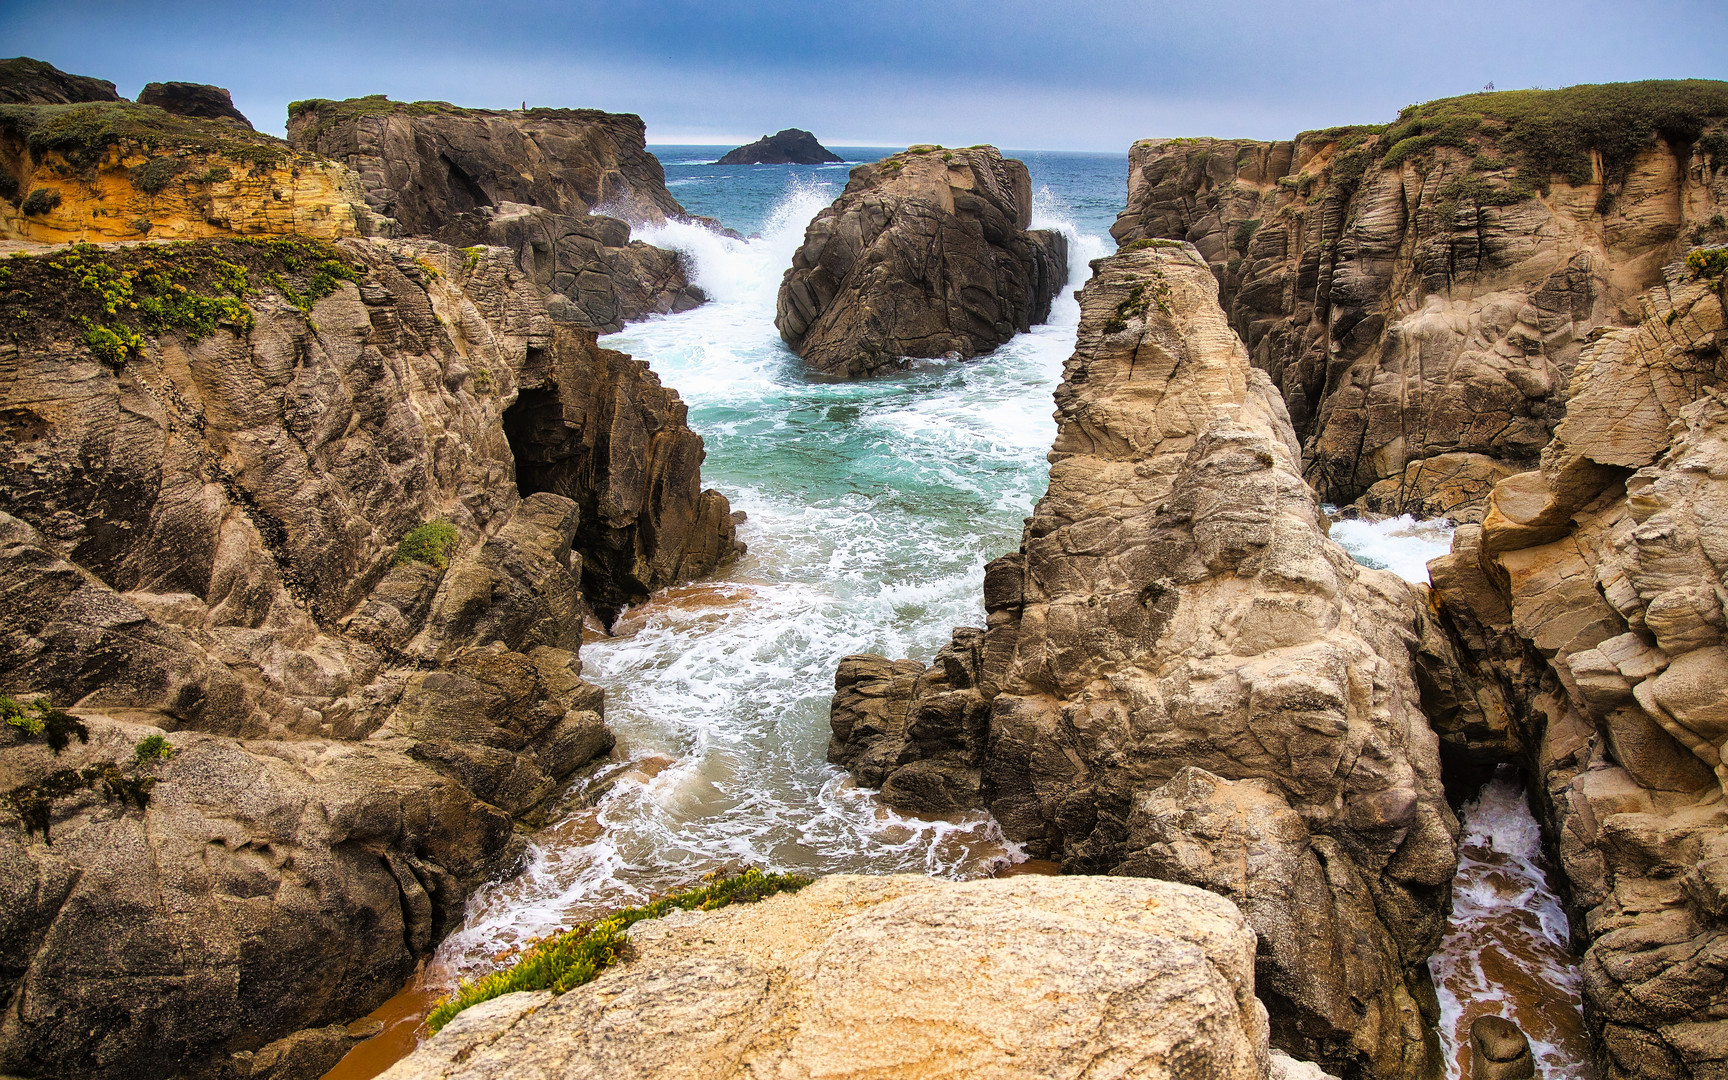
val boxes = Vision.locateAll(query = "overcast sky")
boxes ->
[5,0,1725,151]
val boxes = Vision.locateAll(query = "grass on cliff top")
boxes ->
[286,95,628,141]
[0,100,292,170]
[0,238,365,365]
[425,868,813,1034]
[1377,79,1728,188]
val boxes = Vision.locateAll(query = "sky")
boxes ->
[4,0,1726,151]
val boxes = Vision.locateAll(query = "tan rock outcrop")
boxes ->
[1111,83,1728,518]
[381,873,1287,1080]
[0,235,740,1079]
[828,243,1457,1079]
[1426,262,1728,1080]
[287,97,707,331]
[775,145,1067,377]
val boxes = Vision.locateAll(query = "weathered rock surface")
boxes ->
[287,97,707,330]
[381,873,1299,1080]
[136,81,254,129]
[0,236,739,1078]
[1111,83,1728,518]
[1427,262,1728,1080]
[717,128,843,165]
[829,244,1457,1079]
[0,56,120,105]
[776,145,1068,377]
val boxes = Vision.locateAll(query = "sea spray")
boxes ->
[428,179,1103,983]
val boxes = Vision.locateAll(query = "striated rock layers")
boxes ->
[1427,259,1728,1080]
[0,236,739,1079]
[1111,82,1728,520]
[381,873,1315,1080]
[288,97,707,331]
[718,128,843,165]
[775,145,1068,377]
[829,244,1458,1080]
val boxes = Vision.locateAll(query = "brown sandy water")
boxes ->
[1430,769,1595,1079]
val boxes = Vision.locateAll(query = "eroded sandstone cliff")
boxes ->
[1428,254,1728,1080]
[775,145,1068,377]
[287,97,707,331]
[0,235,739,1079]
[829,243,1458,1080]
[1111,82,1728,520]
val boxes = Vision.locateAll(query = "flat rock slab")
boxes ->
[382,873,1277,1080]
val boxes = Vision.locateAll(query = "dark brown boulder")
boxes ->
[137,80,253,129]
[0,56,119,105]
[775,145,1068,377]
[1470,1017,1536,1080]
[718,128,843,165]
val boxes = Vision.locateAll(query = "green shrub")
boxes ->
[1231,218,1263,255]
[2,695,90,754]
[426,868,814,1033]
[19,187,60,216]
[133,734,175,766]
[394,520,460,569]
[1688,247,1728,280]
[130,156,184,194]
[1120,237,1182,252]
[0,170,16,202]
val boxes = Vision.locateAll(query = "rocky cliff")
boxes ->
[718,128,843,165]
[1427,253,1728,1080]
[775,145,1068,377]
[287,97,707,331]
[829,243,1457,1080]
[136,81,254,129]
[0,235,739,1079]
[1111,81,1728,520]
[0,56,121,105]
[382,873,1339,1080]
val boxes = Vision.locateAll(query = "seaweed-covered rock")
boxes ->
[776,145,1068,377]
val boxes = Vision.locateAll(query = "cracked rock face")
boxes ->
[0,237,739,1079]
[381,874,1286,1080]
[829,244,1457,1080]
[288,100,707,332]
[775,145,1068,377]
[1111,108,1728,518]
[1428,267,1728,1080]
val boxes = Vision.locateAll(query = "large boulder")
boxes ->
[1111,82,1728,518]
[380,874,1293,1080]
[718,128,843,165]
[828,243,1457,1079]
[0,235,740,1078]
[0,56,120,105]
[775,145,1068,377]
[287,97,707,330]
[136,81,254,129]
[1427,258,1728,1080]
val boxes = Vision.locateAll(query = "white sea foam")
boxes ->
[1328,513,1455,584]
[430,177,1102,982]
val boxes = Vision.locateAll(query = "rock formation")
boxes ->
[136,81,254,129]
[0,56,121,105]
[0,93,379,243]
[829,243,1457,1079]
[0,235,740,1079]
[718,128,843,165]
[1427,256,1728,1080]
[380,873,1298,1080]
[775,145,1068,377]
[287,97,707,331]
[1110,82,1728,519]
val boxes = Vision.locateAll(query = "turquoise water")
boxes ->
[433,156,1113,969]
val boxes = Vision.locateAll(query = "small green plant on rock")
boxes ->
[426,867,813,1033]
[133,734,175,766]
[395,520,461,570]
[1687,247,1728,281]
[20,187,61,216]
[2,695,90,754]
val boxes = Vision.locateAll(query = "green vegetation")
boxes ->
[426,868,814,1033]
[1378,80,1728,191]
[3,695,90,754]
[0,100,292,171]
[1231,218,1263,255]
[1687,247,1728,280]
[133,734,175,766]
[394,520,461,569]
[471,366,494,393]
[286,95,464,141]
[130,156,184,194]
[1119,237,1183,252]
[461,245,486,271]
[1102,272,1173,334]
[4,760,157,842]
[1,238,367,366]
[19,187,59,216]
[0,169,17,202]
